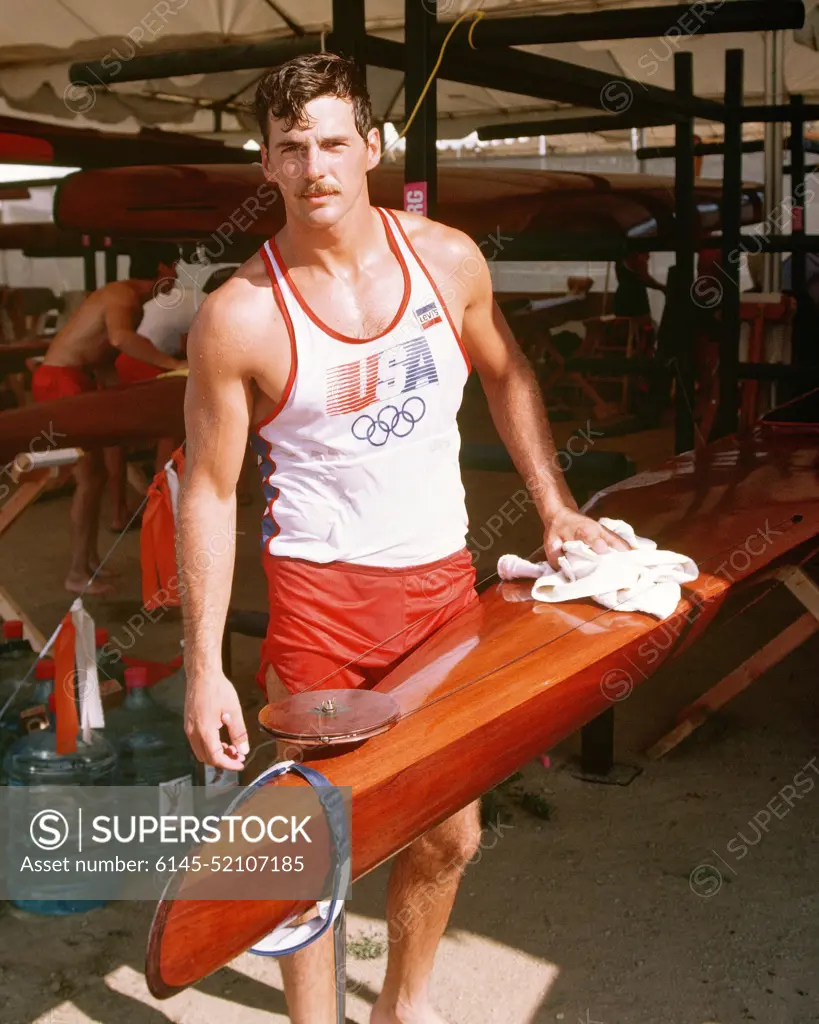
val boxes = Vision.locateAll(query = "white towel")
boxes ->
[497,518,698,619]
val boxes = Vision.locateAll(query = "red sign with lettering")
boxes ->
[404,182,428,216]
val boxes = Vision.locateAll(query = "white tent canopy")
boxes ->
[1,0,819,145]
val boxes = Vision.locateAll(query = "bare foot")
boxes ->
[370,1000,449,1024]
[65,575,117,598]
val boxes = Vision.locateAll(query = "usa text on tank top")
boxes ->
[252,207,471,568]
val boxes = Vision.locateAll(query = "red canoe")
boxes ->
[55,163,764,243]
[0,374,186,465]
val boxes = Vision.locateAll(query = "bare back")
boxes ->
[44,282,142,370]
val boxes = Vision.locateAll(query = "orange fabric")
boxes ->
[140,446,185,610]
[54,613,79,755]
[115,352,164,385]
[257,546,478,694]
[31,364,95,402]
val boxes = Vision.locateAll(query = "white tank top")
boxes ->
[253,207,471,568]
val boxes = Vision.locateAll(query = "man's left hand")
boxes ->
[543,506,631,570]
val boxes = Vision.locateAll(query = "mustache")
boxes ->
[299,186,340,197]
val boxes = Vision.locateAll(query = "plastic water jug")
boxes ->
[105,667,194,787]
[4,692,117,914]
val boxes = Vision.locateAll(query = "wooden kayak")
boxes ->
[145,399,819,997]
[54,163,764,243]
[0,373,186,464]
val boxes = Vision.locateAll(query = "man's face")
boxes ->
[261,94,380,228]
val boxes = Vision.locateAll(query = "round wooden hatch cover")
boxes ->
[258,689,401,745]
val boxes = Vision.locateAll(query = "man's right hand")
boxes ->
[184,670,249,771]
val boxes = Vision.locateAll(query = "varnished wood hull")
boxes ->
[55,163,764,242]
[0,374,186,464]
[146,418,819,997]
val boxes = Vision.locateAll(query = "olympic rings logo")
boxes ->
[352,396,426,447]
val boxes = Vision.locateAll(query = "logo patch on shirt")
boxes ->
[414,301,443,330]
[326,336,439,416]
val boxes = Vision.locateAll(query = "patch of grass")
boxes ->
[348,933,387,960]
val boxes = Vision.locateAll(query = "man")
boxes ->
[114,262,240,385]
[32,243,184,595]
[612,251,666,320]
[114,263,241,483]
[180,53,627,1024]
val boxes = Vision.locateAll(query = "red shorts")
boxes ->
[257,546,478,695]
[31,364,95,402]
[115,352,163,385]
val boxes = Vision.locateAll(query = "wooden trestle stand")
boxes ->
[0,446,83,646]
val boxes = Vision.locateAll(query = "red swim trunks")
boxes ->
[115,352,163,386]
[31,364,95,402]
[257,546,478,695]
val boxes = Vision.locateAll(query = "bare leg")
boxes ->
[154,436,180,476]
[263,671,480,1024]
[104,445,130,531]
[66,450,114,596]
[371,803,482,1024]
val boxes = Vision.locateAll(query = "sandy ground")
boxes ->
[1,392,818,1024]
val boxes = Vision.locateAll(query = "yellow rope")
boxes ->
[384,9,486,154]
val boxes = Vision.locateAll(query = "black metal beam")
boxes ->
[790,94,807,298]
[71,36,323,85]
[741,235,819,253]
[741,103,819,122]
[82,243,97,292]
[104,243,118,284]
[477,112,671,141]
[70,32,724,123]
[481,232,819,261]
[332,0,366,76]
[715,49,744,440]
[440,2,804,47]
[486,234,630,262]
[789,93,809,388]
[674,52,697,455]
[646,235,819,255]
[382,37,725,122]
[404,0,437,218]
[560,356,819,382]
[638,138,819,160]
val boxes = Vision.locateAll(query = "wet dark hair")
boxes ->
[253,52,373,146]
[129,243,179,280]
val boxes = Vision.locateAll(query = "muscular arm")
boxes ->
[455,232,628,565]
[177,294,253,768]
[105,300,185,370]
